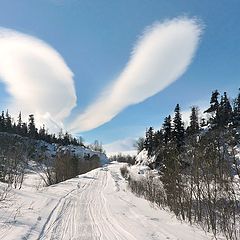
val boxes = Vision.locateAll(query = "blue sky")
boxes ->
[0,0,239,153]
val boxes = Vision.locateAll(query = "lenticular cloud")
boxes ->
[69,17,203,132]
[0,17,202,134]
[0,28,77,131]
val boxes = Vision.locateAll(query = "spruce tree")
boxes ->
[16,112,22,135]
[0,111,5,132]
[63,132,71,145]
[205,90,220,113]
[5,110,12,132]
[162,115,172,144]
[28,114,37,138]
[218,92,232,127]
[173,104,185,149]
[233,89,240,127]
[154,130,164,150]
[187,106,199,135]
[22,122,28,136]
[39,124,46,140]
[144,127,154,156]
[204,90,220,127]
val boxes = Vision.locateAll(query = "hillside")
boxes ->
[0,132,108,164]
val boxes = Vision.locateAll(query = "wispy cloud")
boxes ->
[69,17,203,132]
[0,28,76,131]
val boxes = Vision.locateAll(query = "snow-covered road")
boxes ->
[38,166,136,240]
[0,163,215,240]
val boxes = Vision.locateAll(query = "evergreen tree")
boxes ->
[5,110,12,132]
[233,88,240,126]
[16,112,22,135]
[38,124,46,140]
[173,104,185,149]
[204,90,220,126]
[21,122,28,136]
[28,114,37,138]
[0,109,83,146]
[144,127,154,156]
[12,122,17,133]
[63,132,71,145]
[154,129,164,150]
[218,92,232,127]
[51,133,57,143]
[162,115,172,144]
[204,90,220,114]
[187,106,199,135]
[0,111,5,132]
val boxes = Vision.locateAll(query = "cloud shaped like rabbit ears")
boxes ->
[69,17,203,132]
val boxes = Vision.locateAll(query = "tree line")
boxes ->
[128,88,240,239]
[0,111,84,146]
[141,89,240,158]
[0,110,104,192]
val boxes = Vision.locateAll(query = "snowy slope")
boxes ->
[0,132,108,165]
[56,144,108,165]
[0,162,219,240]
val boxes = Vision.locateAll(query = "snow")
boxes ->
[135,149,155,166]
[0,162,218,240]
[57,144,108,165]
[0,132,109,165]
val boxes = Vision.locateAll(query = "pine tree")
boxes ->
[205,90,220,114]
[12,122,17,133]
[144,127,154,156]
[154,129,164,150]
[218,92,232,127]
[5,110,12,132]
[162,115,172,144]
[187,106,199,135]
[233,88,240,126]
[63,132,71,145]
[204,90,220,127]
[0,111,5,132]
[39,124,46,140]
[16,112,22,135]
[21,122,28,136]
[173,104,185,149]
[28,114,37,138]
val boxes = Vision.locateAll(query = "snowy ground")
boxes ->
[0,162,219,240]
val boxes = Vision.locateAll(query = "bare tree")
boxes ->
[0,134,29,189]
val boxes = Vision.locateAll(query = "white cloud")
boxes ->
[69,17,203,132]
[103,138,137,157]
[0,17,203,135]
[0,28,76,131]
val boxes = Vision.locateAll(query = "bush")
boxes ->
[120,165,129,179]
[110,154,135,165]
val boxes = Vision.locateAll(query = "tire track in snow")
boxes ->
[38,167,138,240]
[100,169,137,240]
[38,173,97,240]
